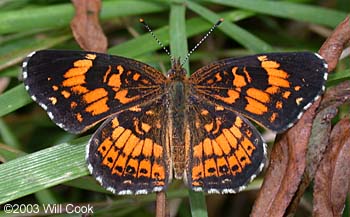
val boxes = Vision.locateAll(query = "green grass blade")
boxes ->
[170,1,189,71]
[205,0,347,27]
[108,10,255,58]
[0,33,71,71]
[0,1,168,34]
[187,1,273,53]
[0,137,88,204]
[0,143,26,162]
[0,118,20,148]
[188,191,208,217]
[0,84,31,117]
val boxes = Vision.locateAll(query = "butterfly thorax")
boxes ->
[166,59,190,180]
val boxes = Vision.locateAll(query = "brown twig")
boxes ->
[156,191,169,217]
[70,0,107,52]
[251,16,350,217]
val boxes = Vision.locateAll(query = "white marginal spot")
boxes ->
[27,51,36,58]
[207,188,220,194]
[96,176,103,184]
[39,103,48,111]
[249,174,257,182]
[238,185,247,192]
[25,85,29,91]
[22,61,28,68]
[57,123,65,129]
[304,102,313,110]
[31,95,37,101]
[259,162,265,172]
[47,111,54,120]
[87,164,93,174]
[324,72,328,80]
[323,62,329,69]
[314,52,324,60]
[153,186,163,192]
[222,189,236,194]
[135,189,148,195]
[118,190,133,195]
[286,122,294,129]
[297,112,303,120]
[106,186,116,194]
[23,70,28,79]
[192,187,203,192]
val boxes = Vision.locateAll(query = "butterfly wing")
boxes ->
[87,96,170,194]
[23,50,166,133]
[186,96,266,193]
[189,52,328,132]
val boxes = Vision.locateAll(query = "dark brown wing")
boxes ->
[189,52,327,132]
[23,50,166,133]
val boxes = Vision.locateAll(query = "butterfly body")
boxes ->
[23,50,327,194]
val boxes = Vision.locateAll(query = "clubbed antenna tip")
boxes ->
[139,18,174,62]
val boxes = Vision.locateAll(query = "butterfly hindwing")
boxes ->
[190,52,328,132]
[87,96,171,194]
[186,96,266,193]
[23,50,166,133]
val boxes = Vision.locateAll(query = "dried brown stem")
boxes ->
[251,16,350,217]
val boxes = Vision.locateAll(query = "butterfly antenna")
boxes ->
[181,18,224,66]
[139,18,174,63]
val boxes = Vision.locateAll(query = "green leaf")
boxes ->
[205,0,347,27]
[0,137,88,204]
[187,1,273,53]
[0,84,31,117]
[188,191,208,217]
[108,10,255,58]
[0,1,169,34]
[170,1,189,71]
[0,33,71,71]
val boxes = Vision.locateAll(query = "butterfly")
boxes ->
[22,49,327,194]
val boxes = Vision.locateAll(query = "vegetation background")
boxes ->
[0,0,349,216]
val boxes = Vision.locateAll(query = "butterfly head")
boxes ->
[167,58,186,79]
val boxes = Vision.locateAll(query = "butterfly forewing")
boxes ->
[23,50,166,133]
[189,52,328,132]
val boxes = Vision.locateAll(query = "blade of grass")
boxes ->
[169,1,208,217]
[0,118,20,148]
[187,1,273,53]
[326,69,350,86]
[0,84,31,117]
[108,10,255,57]
[0,143,26,162]
[0,136,89,204]
[188,190,208,217]
[205,0,347,28]
[0,1,169,34]
[169,0,189,71]
[0,33,72,71]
